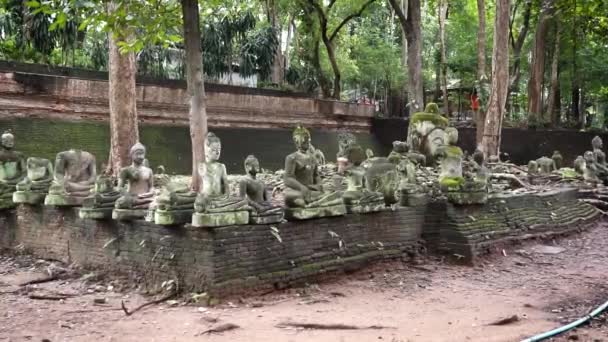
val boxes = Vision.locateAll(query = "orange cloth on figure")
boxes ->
[470,94,480,111]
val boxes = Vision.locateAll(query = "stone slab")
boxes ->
[192,210,249,228]
[284,204,347,221]
[446,191,488,205]
[78,207,113,220]
[12,191,46,205]
[113,209,148,221]
[44,194,86,207]
[154,209,193,226]
[249,212,284,225]
[345,201,385,214]
[400,193,428,207]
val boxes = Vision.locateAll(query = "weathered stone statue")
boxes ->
[13,157,52,204]
[574,155,585,175]
[283,126,346,220]
[79,165,121,219]
[397,157,426,207]
[407,103,450,165]
[45,150,96,206]
[536,157,557,174]
[552,150,563,170]
[337,132,357,173]
[113,142,155,221]
[308,144,326,166]
[583,151,600,183]
[591,136,608,183]
[0,131,26,208]
[192,132,250,227]
[341,145,385,214]
[151,181,197,225]
[239,155,283,224]
[438,128,487,204]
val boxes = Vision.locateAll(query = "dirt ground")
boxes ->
[1,223,608,342]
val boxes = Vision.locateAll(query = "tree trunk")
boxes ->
[481,0,510,159]
[547,19,560,127]
[107,3,138,177]
[181,0,207,192]
[569,0,579,125]
[526,0,553,126]
[507,0,533,112]
[439,0,449,116]
[313,37,331,98]
[405,0,423,111]
[476,0,486,79]
[268,0,284,84]
[284,15,294,71]
[320,36,341,99]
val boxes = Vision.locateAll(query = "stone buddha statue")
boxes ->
[591,136,608,183]
[342,145,384,214]
[337,132,356,173]
[79,165,122,219]
[583,151,600,184]
[0,131,26,208]
[283,126,345,220]
[192,132,250,227]
[239,155,283,224]
[45,149,96,206]
[113,142,155,220]
[13,157,53,204]
[552,150,563,170]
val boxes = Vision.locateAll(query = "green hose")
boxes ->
[521,299,608,342]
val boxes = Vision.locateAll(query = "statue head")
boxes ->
[293,126,311,153]
[392,141,408,153]
[338,132,356,152]
[424,103,440,114]
[592,136,603,150]
[1,131,14,150]
[130,142,146,165]
[446,127,459,145]
[584,151,595,163]
[244,154,260,176]
[345,145,366,167]
[472,149,484,165]
[205,132,221,162]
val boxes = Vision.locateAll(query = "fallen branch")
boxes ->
[18,275,58,286]
[120,289,177,316]
[487,315,519,326]
[28,293,69,301]
[199,323,240,335]
[491,173,532,189]
[276,322,395,330]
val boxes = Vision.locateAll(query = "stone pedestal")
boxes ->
[249,211,284,225]
[284,204,347,221]
[113,209,148,221]
[345,200,385,214]
[154,209,193,226]
[44,194,85,206]
[13,191,46,205]
[79,207,113,220]
[446,191,488,205]
[192,210,249,228]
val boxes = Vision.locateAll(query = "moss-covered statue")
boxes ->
[438,128,487,205]
[192,132,250,227]
[239,155,283,224]
[591,136,608,184]
[12,157,53,205]
[78,166,121,219]
[112,142,155,221]
[388,140,426,166]
[552,151,563,170]
[407,103,450,165]
[0,131,26,209]
[342,145,385,214]
[45,149,96,206]
[337,132,357,173]
[283,126,345,220]
[583,151,600,184]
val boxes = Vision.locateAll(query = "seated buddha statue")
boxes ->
[283,126,345,220]
[13,157,53,204]
[341,145,385,214]
[192,132,250,227]
[45,149,96,206]
[113,143,155,220]
[239,155,283,224]
[0,131,26,208]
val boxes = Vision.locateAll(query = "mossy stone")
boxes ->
[409,112,449,128]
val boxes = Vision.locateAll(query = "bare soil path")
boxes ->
[1,223,607,342]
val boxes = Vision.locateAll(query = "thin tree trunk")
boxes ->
[284,15,294,71]
[439,0,449,116]
[507,0,533,111]
[476,0,486,79]
[107,2,138,177]
[526,0,553,126]
[481,0,510,159]
[547,20,560,127]
[181,0,207,192]
[268,0,284,84]
[570,0,579,124]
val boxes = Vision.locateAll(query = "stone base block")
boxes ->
[154,209,193,226]
[0,198,15,210]
[284,204,347,221]
[447,191,488,205]
[192,210,249,228]
[44,194,85,206]
[113,208,148,221]
[400,193,428,207]
[13,191,46,205]
[79,207,113,220]
[345,201,385,214]
[249,212,284,225]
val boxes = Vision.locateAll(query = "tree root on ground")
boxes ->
[198,323,241,335]
[120,289,177,316]
[276,322,395,330]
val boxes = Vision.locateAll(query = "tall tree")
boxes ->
[476,0,486,79]
[526,0,554,125]
[181,0,207,191]
[508,0,533,108]
[546,18,561,127]
[107,2,138,176]
[266,0,284,84]
[388,0,424,112]
[438,0,449,115]
[307,0,376,99]
[481,0,510,158]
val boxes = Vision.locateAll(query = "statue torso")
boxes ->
[124,165,153,194]
[200,161,226,197]
[244,177,266,203]
[61,151,94,182]
[0,150,24,181]
[288,151,317,186]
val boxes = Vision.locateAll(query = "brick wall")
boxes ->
[0,189,599,296]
